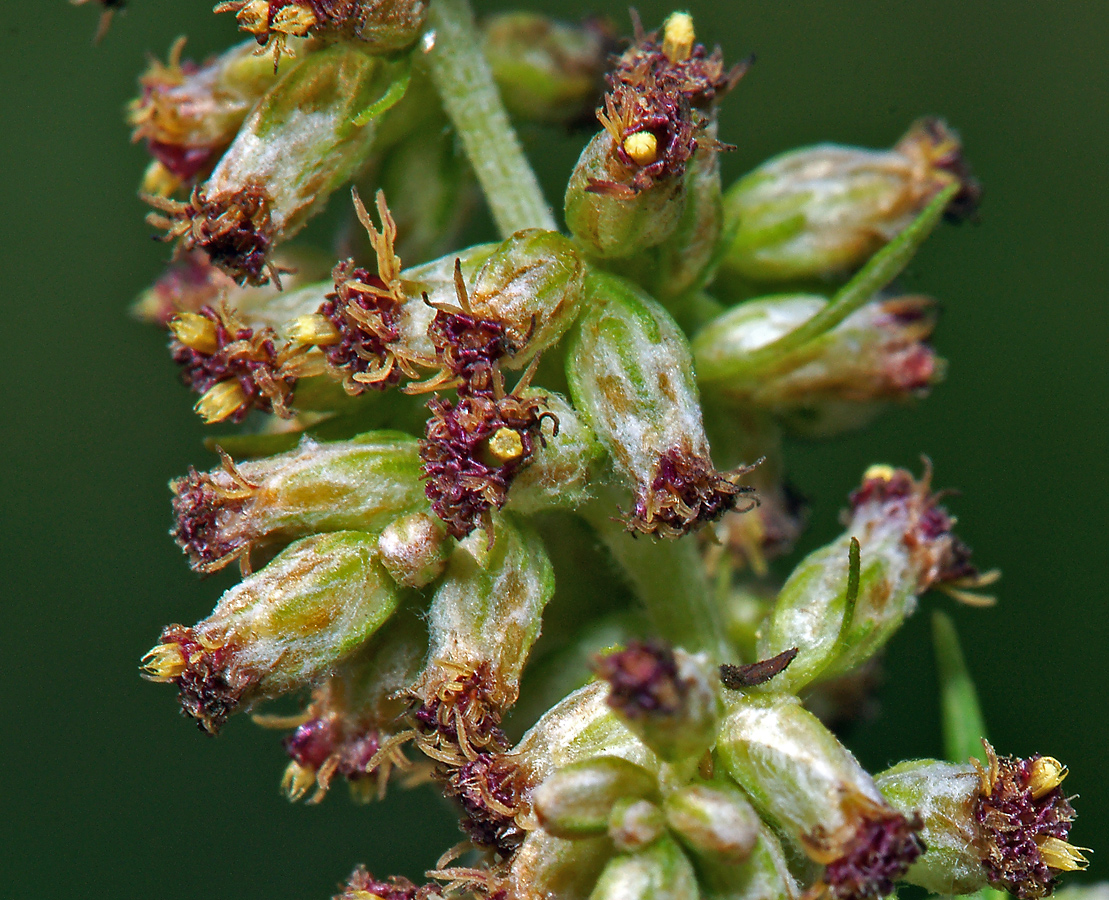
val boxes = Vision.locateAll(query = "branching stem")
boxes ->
[425,0,557,237]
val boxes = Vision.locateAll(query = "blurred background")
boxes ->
[2,1,1106,897]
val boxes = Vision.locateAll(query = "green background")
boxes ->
[3,1,1105,897]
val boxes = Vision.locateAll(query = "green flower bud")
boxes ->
[664,783,760,864]
[565,129,688,259]
[129,38,292,196]
[147,46,410,285]
[413,514,554,758]
[508,390,605,515]
[594,641,721,764]
[467,229,586,369]
[609,798,668,852]
[142,531,400,733]
[718,692,924,900]
[694,821,800,900]
[720,118,978,286]
[170,432,426,574]
[876,745,1085,899]
[589,836,699,900]
[515,682,661,783]
[756,465,985,694]
[508,831,617,900]
[277,611,427,803]
[533,756,659,839]
[567,272,756,537]
[377,512,451,588]
[611,119,725,302]
[483,12,612,126]
[694,294,942,438]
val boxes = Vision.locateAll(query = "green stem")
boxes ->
[703,183,958,383]
[425,0,556,237]
[582,493,732,663]
[932,610,989,766]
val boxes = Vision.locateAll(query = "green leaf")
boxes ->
[932,610,989,766]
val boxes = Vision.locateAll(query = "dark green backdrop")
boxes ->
[3,2,1106,897]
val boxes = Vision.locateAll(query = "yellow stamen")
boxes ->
[288,313,341,346]
[662,12,696,63]
[487,427,524,463]
[195,380,248,424]
[140,161,183,200]
[170,313,219,355]
[280,761,318,802]
[141,642,187,681]
[623,131,659,166]
[1035,836,1089,872]
[863,464,897,482]
[1028,757,1068,798]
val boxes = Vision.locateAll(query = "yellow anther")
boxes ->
[863,464,897,482]
[1028,757,1068,799]
[271,4,318,37]
[662,12,696,63]
[141,643,187,681]
[1035,836,1089,872]
[288,313,342,346]
[487,427,525,463]
[170,312,219,355]
[623,131,659,166]
[195,380,248,424]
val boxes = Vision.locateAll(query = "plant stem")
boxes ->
[932,610,989,766]
[425,0,557,237]
[582,493,733,663]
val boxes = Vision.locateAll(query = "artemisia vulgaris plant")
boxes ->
[82,0,1096,897]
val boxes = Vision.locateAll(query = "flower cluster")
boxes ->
[89,4,1089,900]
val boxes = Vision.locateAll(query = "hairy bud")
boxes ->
[694,295,942,437]
[567,272,757,536]
[142,531,400,733]
[721,118,978,286]
[483,13,613,126]
[718,692,924,900]
[593,641,721,763]
[664,783,761,864]
[533,756,659,839]
[147,47,409,285]
[756,464,986,693]
[877,745,1086,899]
[170,433,426,573]
[589,835,699,900]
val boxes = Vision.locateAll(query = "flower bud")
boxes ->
[277,612,426,802]
[720,118,979,285]
[694,294,942,437]
[695,820,800,900]
[566,272,757,537]
[507,390,605,515]
[216,0,428,62]
[377,512,450,588]
[564,129,689,259]
[169,302,312,423]
[142,530,400,733]
[593,641,721,764]
[533,756,659,839]
[756,464,986,693]
[482,13,613,126]
[876,744,1086,898]
[466,229,586,369]
[147,46,410,285]
[718,692,924,900]
[664,783,761,864]
[170,432,425,574]
[128,38,289,194]
[609,799,667,852]
[412,515,554,759]
[589,835,698,900]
